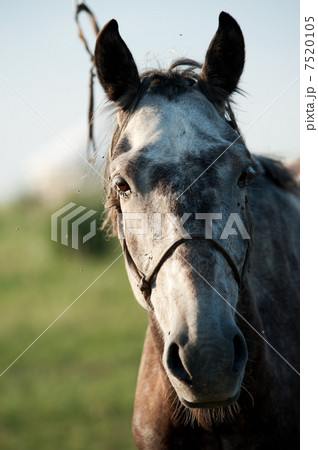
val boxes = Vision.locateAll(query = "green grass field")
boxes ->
[0,196,147,449]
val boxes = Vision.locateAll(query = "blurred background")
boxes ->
[0,1,299,449]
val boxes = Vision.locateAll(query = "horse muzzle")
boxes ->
[163,327,248,408]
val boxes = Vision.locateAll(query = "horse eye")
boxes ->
[113,176,130,195]
[237,166,257,188]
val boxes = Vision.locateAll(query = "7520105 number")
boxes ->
[305,17,315,71]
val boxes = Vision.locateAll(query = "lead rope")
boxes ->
[74,1,100,160]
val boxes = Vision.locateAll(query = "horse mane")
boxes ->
[255,155,299,193]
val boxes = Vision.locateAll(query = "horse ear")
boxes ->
[94,19,140,107]
[199,12,245,100]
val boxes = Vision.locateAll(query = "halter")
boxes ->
[120,184,253,308]
[122,223,251,309]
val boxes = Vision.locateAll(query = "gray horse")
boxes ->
[94,12,299,449]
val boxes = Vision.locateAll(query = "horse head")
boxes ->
[95,12,258,410]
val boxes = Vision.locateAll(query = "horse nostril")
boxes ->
[232,333,248,374]
[166,343,192,385]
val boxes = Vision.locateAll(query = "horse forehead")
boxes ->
[124,91,231,158]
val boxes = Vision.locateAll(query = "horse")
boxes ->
[94,12,299,449]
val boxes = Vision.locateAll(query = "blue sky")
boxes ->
[0,0,299,202]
